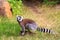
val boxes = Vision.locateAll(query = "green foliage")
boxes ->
[43,0,58,5]
[8,0,23,15]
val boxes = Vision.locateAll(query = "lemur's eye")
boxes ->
[19,19,21,20]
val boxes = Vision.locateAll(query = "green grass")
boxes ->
[0,15,60,40]
[0,18,20,36]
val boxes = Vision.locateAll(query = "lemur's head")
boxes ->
[16,15,23,22]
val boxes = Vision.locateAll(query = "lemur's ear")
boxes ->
[21,16,23,19]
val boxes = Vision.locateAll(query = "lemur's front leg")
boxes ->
[20,24,25,36]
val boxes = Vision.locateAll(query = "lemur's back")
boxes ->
[20,19,36,26]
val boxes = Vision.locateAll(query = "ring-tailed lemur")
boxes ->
[16,15,55,36]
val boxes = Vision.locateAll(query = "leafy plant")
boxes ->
[8,0,23,15]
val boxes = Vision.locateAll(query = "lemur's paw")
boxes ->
[20,31,25,36]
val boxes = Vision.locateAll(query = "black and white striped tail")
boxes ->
[37,27,55,34]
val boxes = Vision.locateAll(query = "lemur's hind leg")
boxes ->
[26,23,37,34]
